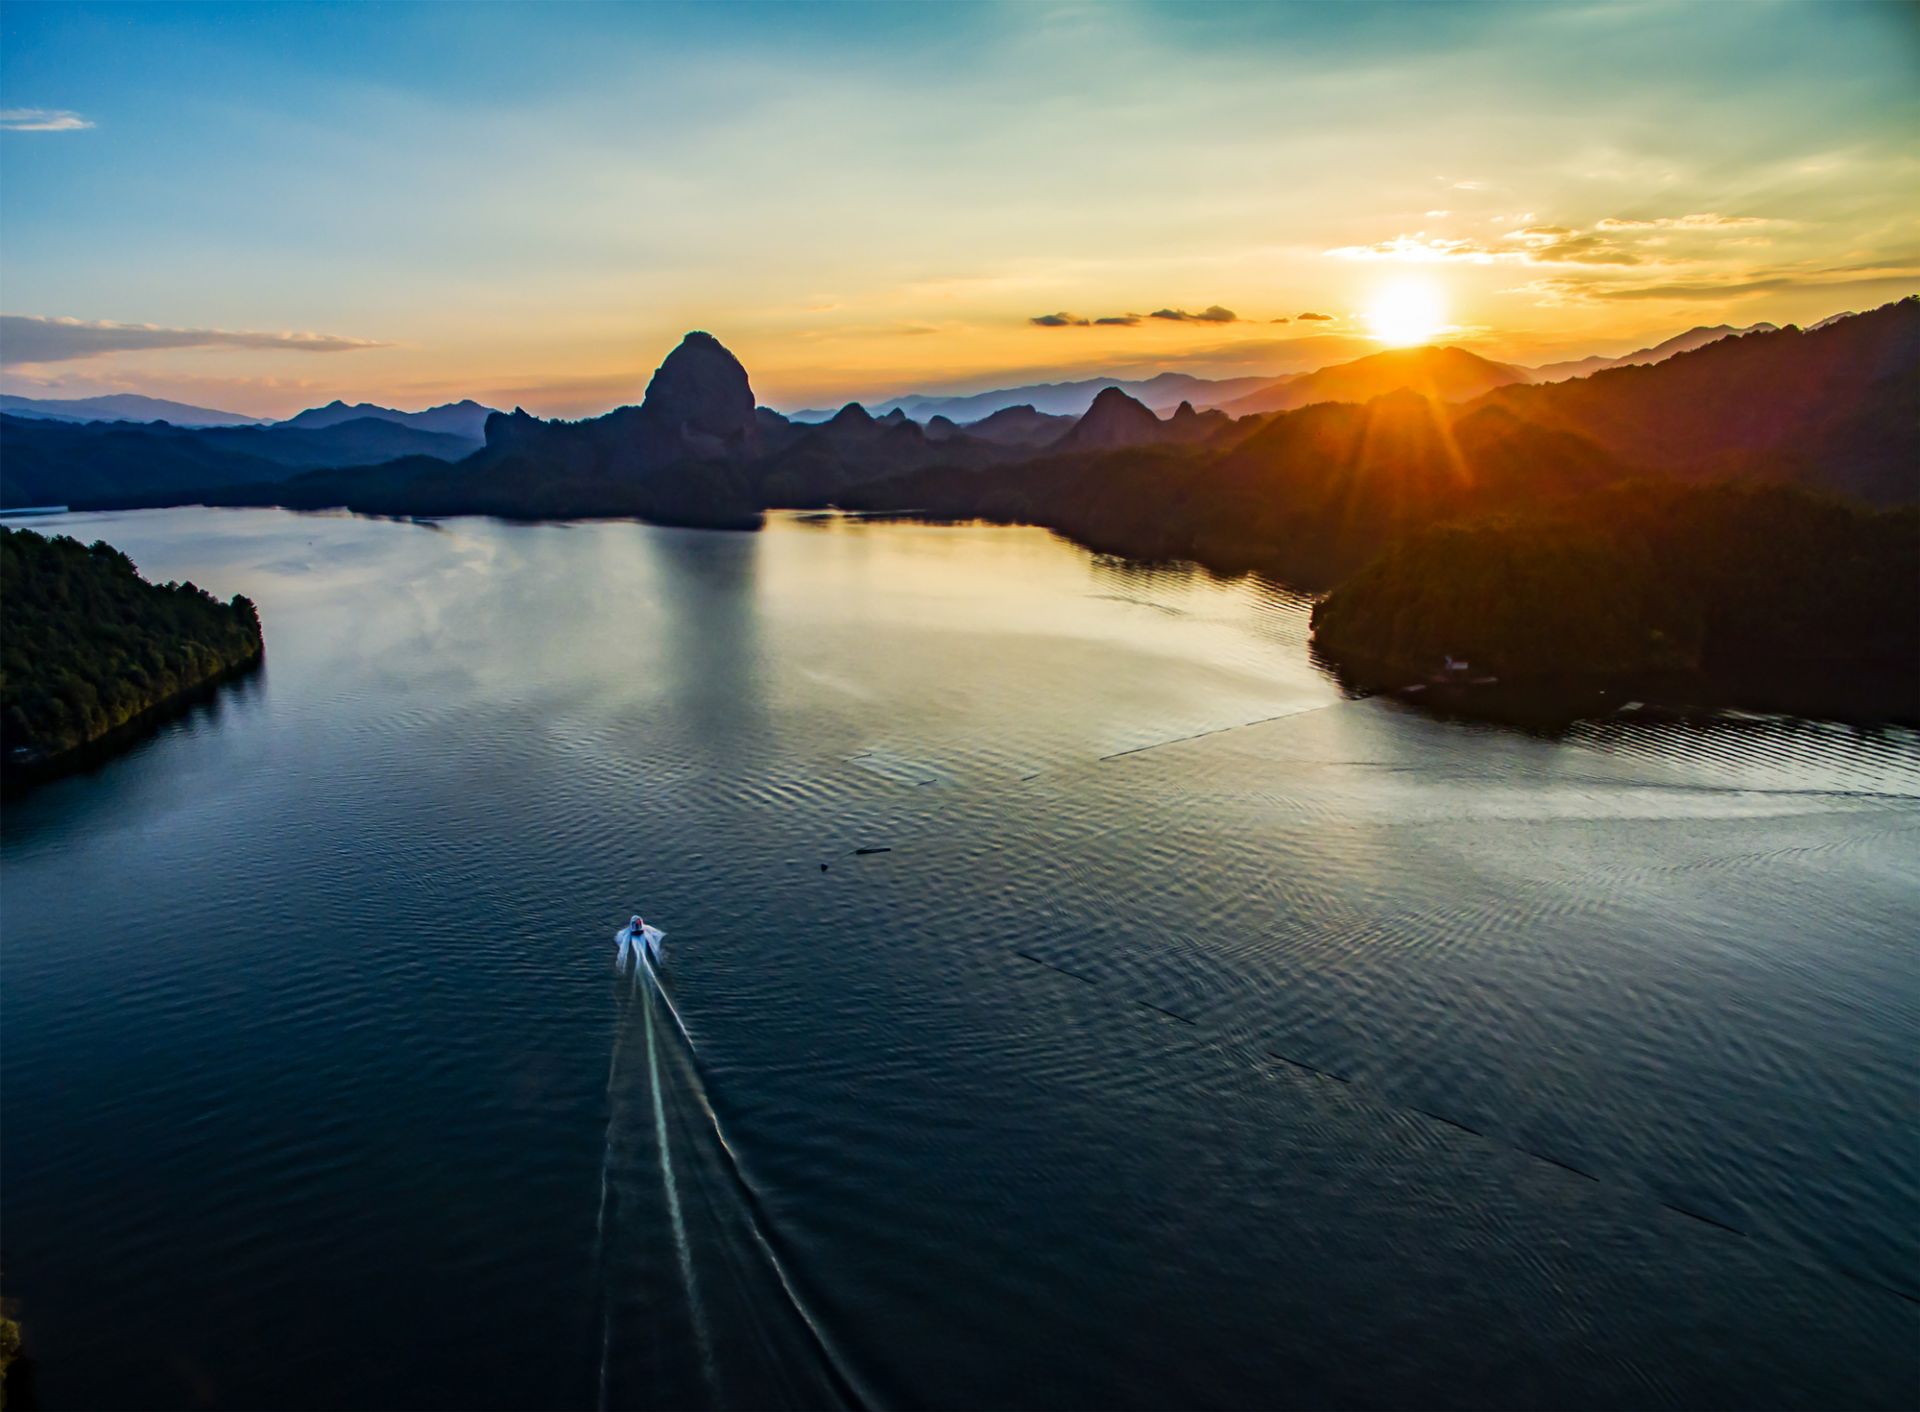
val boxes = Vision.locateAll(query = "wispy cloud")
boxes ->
[1296,312,1334,321]
[1523,258,1920,303]
[1029,311,1090,327]
[1326,213,1778,269]
[1595,213,1773,231]
[0,108,94,132]
[1,314,389,365]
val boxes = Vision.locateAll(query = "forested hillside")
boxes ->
[1,528,264,772]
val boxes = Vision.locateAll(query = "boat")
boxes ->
[615,915,667,969]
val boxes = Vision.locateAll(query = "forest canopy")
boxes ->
[1308,482,1919,710]
[1,527,263,768]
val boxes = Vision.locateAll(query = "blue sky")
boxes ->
[3,1,1915,415]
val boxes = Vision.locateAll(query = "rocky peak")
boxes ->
[638,331,760,459]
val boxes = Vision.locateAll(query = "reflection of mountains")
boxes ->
[647,526,768,740]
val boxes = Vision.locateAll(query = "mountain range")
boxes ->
[0,415,483,508]
[0,316,1782,445]
[789,371,1278,423]
[0,392,495,441]
[781,320,1780,426]
[0,393,265,427]
[13,298,1914,555]
[278,398,494,442]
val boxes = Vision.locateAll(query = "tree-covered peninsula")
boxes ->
[1308,482,1920,718]
[1,527,263,776]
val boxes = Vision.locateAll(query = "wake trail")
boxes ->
[642,961,721,1402]
[593,965,640,1412]
[637,950,877,1411]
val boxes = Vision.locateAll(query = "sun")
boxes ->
[1366,278,1446,347]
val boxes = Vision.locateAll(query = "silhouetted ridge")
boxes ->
[1531,322,1778,382]
[1476,295,1919,502]
[281,397,494,441]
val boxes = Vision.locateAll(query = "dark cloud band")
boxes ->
[1031,305,1240,328]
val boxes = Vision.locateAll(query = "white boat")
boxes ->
[615,916,667,969]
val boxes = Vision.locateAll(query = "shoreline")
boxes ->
[2,648,265,791]
[31,503,1920,734]
[1313,651,1920,732]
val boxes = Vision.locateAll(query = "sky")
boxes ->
[1,0,1915,417]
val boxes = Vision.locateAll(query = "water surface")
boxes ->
[4,508,1916,1409]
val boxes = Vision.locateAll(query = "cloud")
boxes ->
[1595,213,1772,231]
[1326,234,1508,263]
[1269,317,1291,324]
[1296,312,1334,321]
[1524,258,1920,303]
[1094,315,1140,326]
[1148,305,1239,323]
[0,108,94,132]
[1505,225,1643,265]
[1,314,390,365]
[1326,212,1782,270]
[1029,311,1090,327]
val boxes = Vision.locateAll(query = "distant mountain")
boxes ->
[0,393,263,427]
[1219,346,1531,417]
[791,371,1279,423]
[959,404,1077,447]
[1531,322,1778,382]
[0,414,479,508]
[280,398,495,442]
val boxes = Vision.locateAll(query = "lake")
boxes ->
[3,507,1916,1410]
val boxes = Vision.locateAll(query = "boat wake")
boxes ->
[593,937,871,1410]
